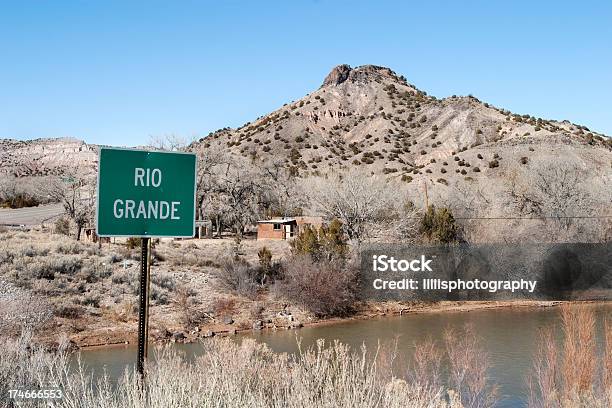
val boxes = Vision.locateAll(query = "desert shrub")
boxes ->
[214,258,259,299]
[22,255,83,280]
[488,159,499,168]
[0,291,52,333]
[152,272,176,291]
[212,297,236,318]
[54,217,70,235]
[256,246,281,284]
[520,156,529,165]
[291,220,347,263]
[78,293,101,308]
[0,247,14,264]
[111,269,138,287]
[437,178,448,185]
[125,237,140,250]
[278,255,357,317]
[150,283,171,305]
[174,285,211,328]
[419,205,458,244]
[54,302,84,319]
[105,253,124,264]
[0,192,40,209]
[19,245,49,258]
[54,241,83,254]
[111,299,137,323]
[80,264,103,283]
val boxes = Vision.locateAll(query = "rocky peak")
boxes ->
[321,64,405,88]
[321,64,352,87]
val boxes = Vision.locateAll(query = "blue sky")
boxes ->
[1,1,611,146]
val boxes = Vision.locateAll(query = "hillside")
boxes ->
[0,137,97,177]
[191,64,612,241]
[2,65,610,181]
[194,64,610,178]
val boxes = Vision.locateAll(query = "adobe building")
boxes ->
[256,216,323,240]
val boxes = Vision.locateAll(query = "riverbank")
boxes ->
[73,299,598,350]
[2,229,609,352]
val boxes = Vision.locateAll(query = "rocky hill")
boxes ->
[3,65,610,181]
[0,137,97,177]
[195,64,610,177]
[190,64,612,241]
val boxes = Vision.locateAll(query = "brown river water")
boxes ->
[73,303,612,407]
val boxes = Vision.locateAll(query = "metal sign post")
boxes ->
[96,147,197,378]
[136,237,151,377]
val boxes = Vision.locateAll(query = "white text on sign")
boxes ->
[112,168,181,220]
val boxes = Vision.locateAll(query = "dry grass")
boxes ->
[4,305,610,407]
[528,305,612,407]
[0,332,469,408]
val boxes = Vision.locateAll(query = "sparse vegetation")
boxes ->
[0,325,506,408]
[278,255,357,317]
[54,217,70,235]
[419,205,459,243]
[528,305,612,407]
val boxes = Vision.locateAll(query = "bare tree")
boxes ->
[148,134,191,151]
[508,161,592,232]
[45,174,95,241]
[203,155,264,237]
[193,143,231,224]
[304,170,406,244]
[256,158,306,218]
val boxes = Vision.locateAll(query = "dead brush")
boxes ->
[444,324,499,408]
[605,318,612,393]
[212,297,237,319]
[528,304,611,407]
[173,285,212,329]
[409,338,443,394]
[109,299,137,323]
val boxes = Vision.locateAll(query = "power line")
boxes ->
[404,215,612,220]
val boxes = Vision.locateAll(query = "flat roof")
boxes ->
[257,218,296,224]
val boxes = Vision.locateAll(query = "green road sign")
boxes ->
[96,147,197,237]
